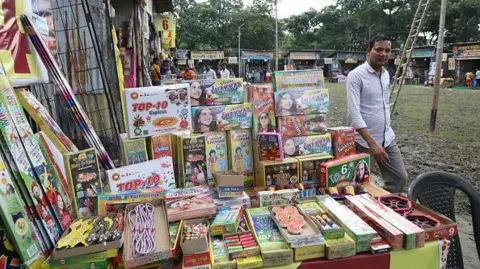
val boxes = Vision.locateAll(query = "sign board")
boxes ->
[154,14,175,32]
[242,51,273,60]
[454,44,480,60]
[411,48,434,58]
[177,59,187,65]
[289,52,319,60]
[162,31,176,49]
[336,53,366,61]
[324,58,333,64]
[191,51,224,60]
[448,58,455,70]
[442,53,448,62]
[228,57,238,64]
[284,65,294,71]
[175,49,189,60]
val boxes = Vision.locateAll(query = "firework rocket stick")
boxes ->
[64,12,72,87]
[83,30,87,93]
[20,15,115,169]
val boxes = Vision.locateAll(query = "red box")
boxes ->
[329,127,355,159]
[410,201,458,242]
[183,251,212,267]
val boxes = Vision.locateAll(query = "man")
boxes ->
[347,36,408,193]
[151,57,161,86]
[160,60,170,77]
[220,63,230,78]
[171,59,180,78]
[181,66,196,80]
[476,68,480,88]
[205,65,217,79]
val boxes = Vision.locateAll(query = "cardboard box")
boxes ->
[317,196,376,253]
[356,194,425,249]
[49,249,118,267]
[205,132,229,182]
[345,196,404,250]
[251,85,275,139]
[325,233,356,259]
[268,205,324,248]
[165,186,216,222]
[296,202,345,240]
[49,259,111,269]
[210,235,231,265]
[97,189,166,215]
[283,134,332,158]
[119,133,148,165]
[257,188,300,207]
[294,244,325,261]
[189,79,244,106]
[319,153,371,188]
[213,191,251,210]
[409,200,458,242]
[236,255,263,269]
[256,158,299,187]
[258,132,284,161]
[123,200,172,268]
[181,219,210,255]
[274,88,329,116]
[169,221,184,258]
[192,104,253,132]
[277,114,328,137]
[272,70,325,91]
[329,127,355,159]
[211,206,242,236]
[183,251,212,268]
[222,231,260,260]
[227,130,254,188]
[296,154,333,185]
[148,134,173,159]
[177,134,208,187]
[106,158,176,192]
[213,171,245,198]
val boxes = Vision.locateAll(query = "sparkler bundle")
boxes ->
[20,15,115,170]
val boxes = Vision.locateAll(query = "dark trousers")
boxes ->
[356,141,408,193]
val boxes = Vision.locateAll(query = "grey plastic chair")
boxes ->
[408,171,480,269]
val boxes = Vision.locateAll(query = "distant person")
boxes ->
[160,60,170,76]
[220,64,230,78]
[151,57,161,86]
[229,69,236,78]
[475,69,480,88]
[181,66,196,80]
[205,65,217,79]
[171,59,180,78]
[466,71,473,87]
[347,35,407,193]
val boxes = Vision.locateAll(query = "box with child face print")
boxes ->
[189,79,244,106]
[227,130,254,188]
[177,134,208,188]
[252,84,276,139]
[205,132,228,182]
[192,104,252,133]
[274,89,329,117]
[277,114,328,137]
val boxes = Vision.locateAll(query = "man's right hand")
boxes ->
[369,142,390,165]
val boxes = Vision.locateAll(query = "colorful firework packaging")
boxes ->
[227,130,254,188]
[329,127,356,159]
[189,79,244,106]
[124,84,191,138]
[251,84,276,139]
[274,89,329,117]
[148,134,173,159]
[205,132,228,182]
[106,158,176,192]
[277,114,328,137]
[258,158,299,187]
[177,134,208,187]
[282,134,332,158]
[64,149,102,218]
[119,134,148,165]
[296,154,334,184]
[258,132,284,162]
[192,104,253,132]
[165,186,216,222]
[320,153,371,188]
[272,70,325,92]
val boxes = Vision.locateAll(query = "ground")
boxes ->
[326,82,479,268]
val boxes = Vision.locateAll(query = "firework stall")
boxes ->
[0,2,459,269]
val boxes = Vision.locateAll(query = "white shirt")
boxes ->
[476,71,480,79]
[220,69,230,78]
[206,69,217,79]
[347,62,395,148]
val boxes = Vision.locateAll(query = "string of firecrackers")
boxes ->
[20,15,115,170]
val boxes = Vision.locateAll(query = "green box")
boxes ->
[211,206,242,236]
[320,153,370,188]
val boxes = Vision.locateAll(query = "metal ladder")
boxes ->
[390,0,432,113]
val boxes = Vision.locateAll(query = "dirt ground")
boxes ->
[326,83,479,268]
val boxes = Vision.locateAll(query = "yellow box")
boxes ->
[296,154,333,184]
[256,158,299,187]
[325,234,356,260]
[294,244,325,261]
[236,255,263,269]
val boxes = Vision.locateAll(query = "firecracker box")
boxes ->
[409,200,458,242]
[227,130,254,188]
[258,132,284,162]
[119,133,148,165]
[97,189,166,215]
[47,259,112,269]
[49,249,118,267]
[106,158,176,192]
[257,188,300,208]
[294,244,325,261]
[296,201,345,240]
[245,208,293,267]
[210,236,236,269]
[251,84,276,139]
[213,171,245,198]
[183,251,212,268]
[211,206,242,236]
[345,195,404,250]
[256,158,299,187]
[283,134,332,158]
[325,233,356,260]
[356,194,425,249]
[274,88,329,116]
[320,153,371,188]
[170,221,184,258]
[236,254,263,269]
[166,186,217,222]
[148,134,173,159]
[205,132,229,182]
[296,154,334,185]
[213,191,251,210]
[189,79,244,106]
[277,114,328,137]
[177,134,208,187]
[317,196,376,253]
[181,219,210,255]
[272,70,325,91]
[329,127,356,159]
[192,104,253,132]
[124,84,192,138]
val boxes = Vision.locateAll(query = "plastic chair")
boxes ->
[408,171,480,269]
